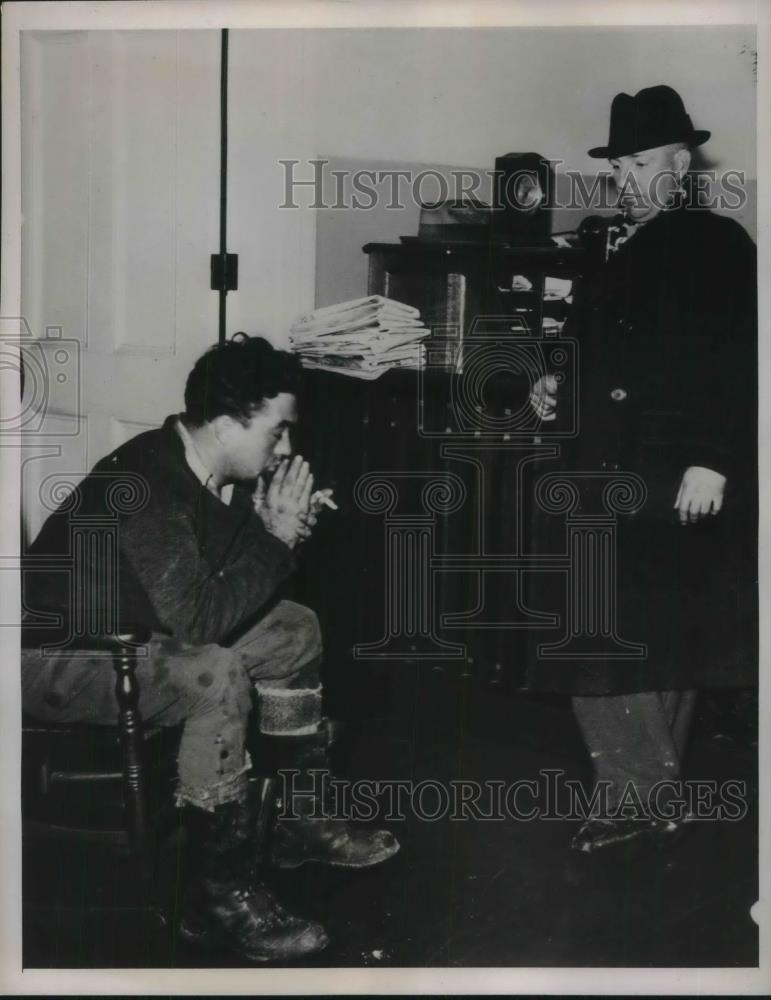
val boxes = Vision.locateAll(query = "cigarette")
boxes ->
[312,489,338,511]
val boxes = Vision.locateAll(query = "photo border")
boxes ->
[1,0,768,993]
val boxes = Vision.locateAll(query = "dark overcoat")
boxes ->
[519,203,757,695]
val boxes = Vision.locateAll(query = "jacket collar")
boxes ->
[160,414,234,505]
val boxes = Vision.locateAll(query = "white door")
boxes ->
[19,29,221,542]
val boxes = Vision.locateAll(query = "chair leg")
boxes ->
[112,643,148,854]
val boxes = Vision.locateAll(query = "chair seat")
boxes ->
[22,716,180,844]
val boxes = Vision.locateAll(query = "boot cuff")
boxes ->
[256,685,323,736]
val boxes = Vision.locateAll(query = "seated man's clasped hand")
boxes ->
[253,455,315,547]
[253,456,336,545]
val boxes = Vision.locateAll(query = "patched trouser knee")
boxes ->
[227,601,324,736]
[167,642,254,811]
[230,601,323,684]
[21,634,256,813]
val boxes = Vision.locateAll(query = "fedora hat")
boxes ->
[588,84,710,158]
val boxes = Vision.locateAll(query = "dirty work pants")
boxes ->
[571,690,698,809]
[21,600,323,811]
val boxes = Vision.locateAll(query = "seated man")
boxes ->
[21,333,399,963]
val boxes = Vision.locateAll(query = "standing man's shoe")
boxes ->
[570,815,689,853]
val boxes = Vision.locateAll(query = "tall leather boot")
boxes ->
[268,724,400,870]
[178,786,329,962]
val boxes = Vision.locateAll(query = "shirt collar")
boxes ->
[174,416,233,505]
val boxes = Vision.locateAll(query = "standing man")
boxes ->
[529,85,757,850]
[22,334,399,961]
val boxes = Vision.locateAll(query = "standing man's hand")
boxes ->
[256,455,314,548]
[673,466,726,524]
[530,374,558,421]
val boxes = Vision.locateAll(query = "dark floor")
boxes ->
[23,666,758,968]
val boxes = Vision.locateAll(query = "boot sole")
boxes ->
[177,918,329,963]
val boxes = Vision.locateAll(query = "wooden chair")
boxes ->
[22,625,179,857]
[22,626,277,857]
[22,628,278,961]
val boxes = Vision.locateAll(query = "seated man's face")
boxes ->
[609,144,683,223]
[225,392,297,483]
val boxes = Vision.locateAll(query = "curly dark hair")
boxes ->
[184,333,303,426]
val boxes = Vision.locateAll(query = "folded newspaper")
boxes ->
[291,295,429,380]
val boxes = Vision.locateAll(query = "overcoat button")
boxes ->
[610,387,627,401]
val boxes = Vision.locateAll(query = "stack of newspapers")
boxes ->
[290,295,429,380]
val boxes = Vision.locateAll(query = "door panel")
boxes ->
[226,30,317,343]
[20,29,221,540]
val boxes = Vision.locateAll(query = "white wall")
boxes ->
[22,25,756,360]
[19,24,754,527]
[227,24,755,337]
[229,25,755,178]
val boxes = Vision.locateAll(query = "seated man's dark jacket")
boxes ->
[22,416,295,648]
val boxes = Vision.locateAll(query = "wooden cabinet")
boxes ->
[363,239,584,353]
[297,240,586,715]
